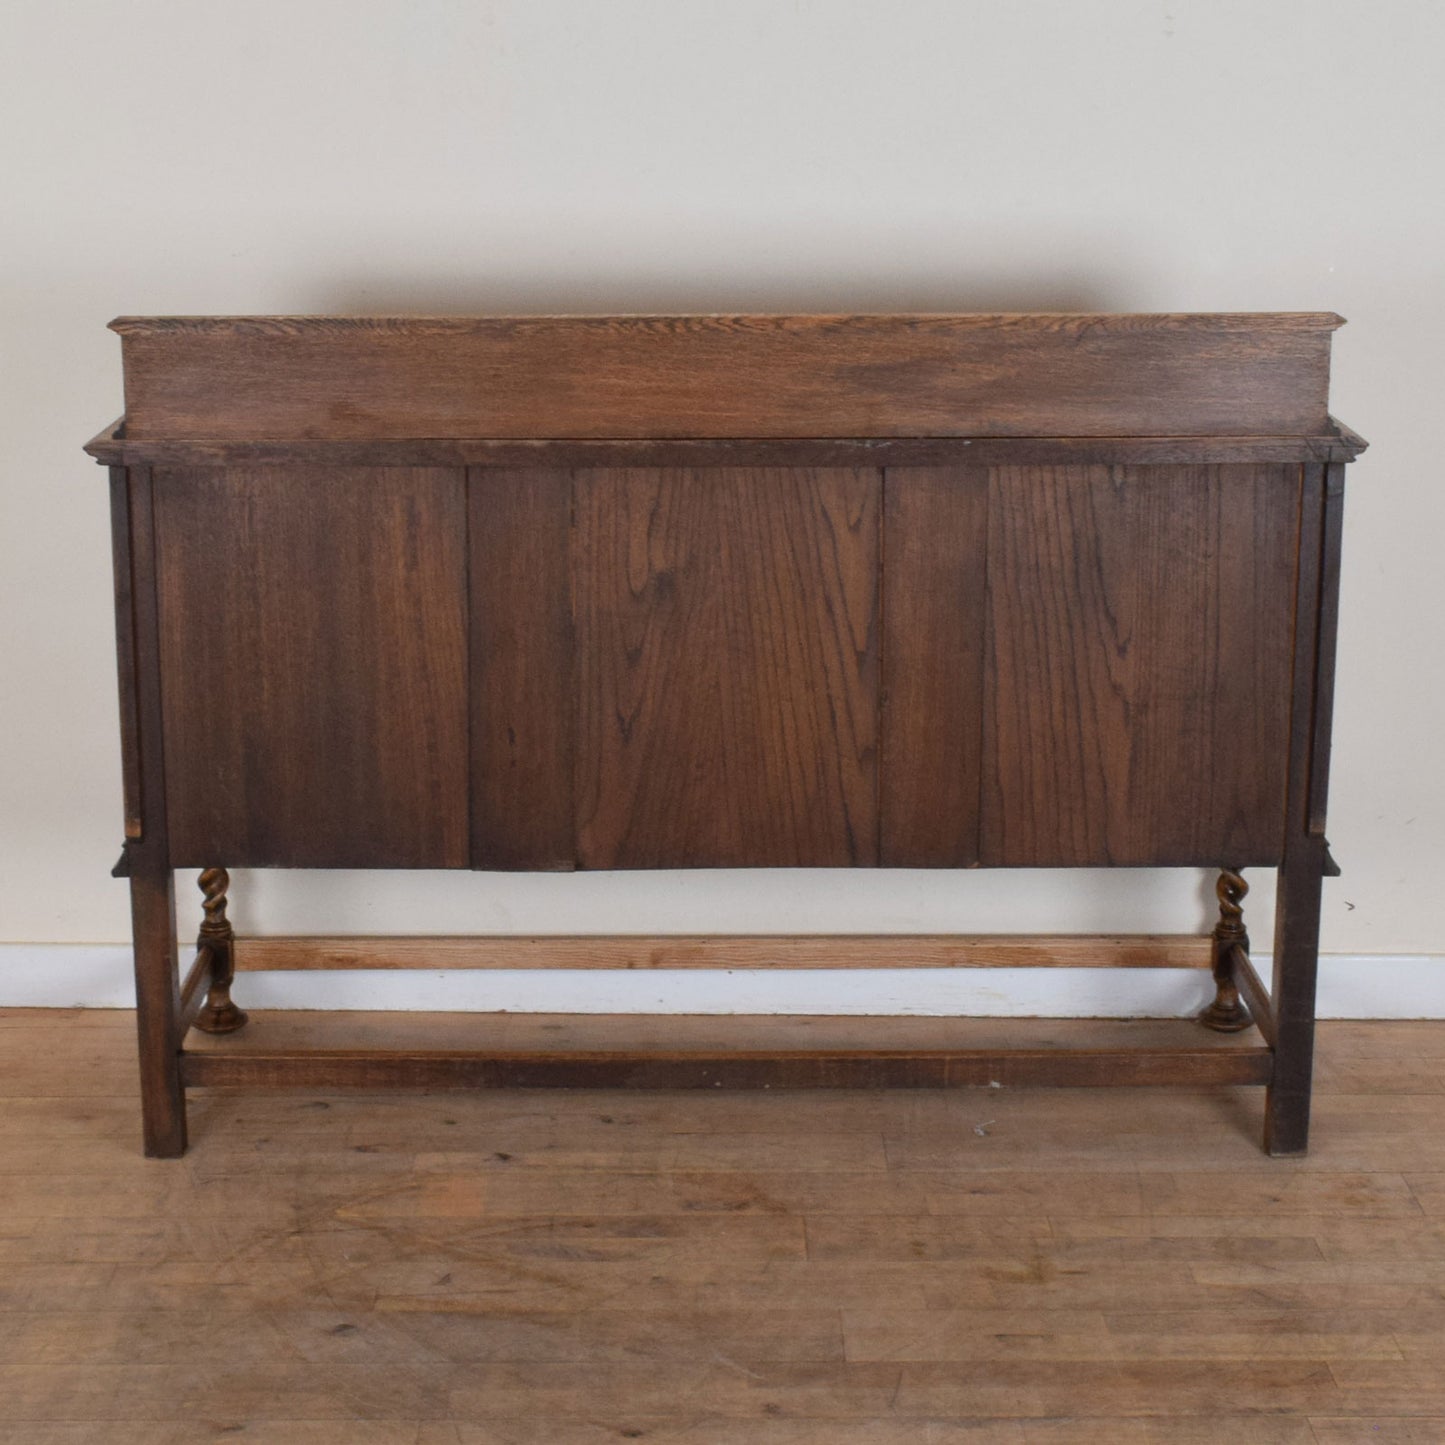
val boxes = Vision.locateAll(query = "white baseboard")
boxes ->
[1,944,1441,1018]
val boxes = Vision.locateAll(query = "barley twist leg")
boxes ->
[193,867,248,1035]
[1198,867,1253,1033]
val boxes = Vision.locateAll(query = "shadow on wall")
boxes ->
[315,267,1126,317]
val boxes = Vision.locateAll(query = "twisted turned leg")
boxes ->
[1198,867,1253,1033]
[193,867,249,1035]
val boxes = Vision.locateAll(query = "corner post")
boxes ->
[119,464,188,1156]
[1264,461,1345,1155]
[129,864,186,1156]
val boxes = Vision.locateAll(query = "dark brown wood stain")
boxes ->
[152,466,470,868]
[573,468,880,868]
[469,468,575,870]
[880,467,989,866]
[981,464,1299,867]
[88,313,1364,1157]
[110,312,1343,441]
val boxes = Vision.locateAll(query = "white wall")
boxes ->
[2,2,1441,1004]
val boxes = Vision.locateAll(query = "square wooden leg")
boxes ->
[130,865,187,1158]
[1263,839,1326,1156]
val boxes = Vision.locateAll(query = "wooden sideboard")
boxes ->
[87,313,1365,1157]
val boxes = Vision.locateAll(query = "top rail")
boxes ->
[105,312,1345,442]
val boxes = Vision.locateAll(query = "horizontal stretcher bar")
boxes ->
[231,933,1215,972]
[181,1044,1272,1091]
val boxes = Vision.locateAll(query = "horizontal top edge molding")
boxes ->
[109,311,1345,441]
[110,311,1347,335]
[84,423,1367,467]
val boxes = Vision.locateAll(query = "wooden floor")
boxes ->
[4,1009,1445,1443]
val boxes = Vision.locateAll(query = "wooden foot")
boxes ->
[1199,867,1253,1033]
[193,867,249,1035]
[195,998,248,1034]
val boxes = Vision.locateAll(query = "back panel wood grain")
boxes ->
[112,313,1341,441]
[469,468,575,870]
[880,468,989,866]
[574,468,880,868]
[981,464,1301,867]
[153,467,469,867]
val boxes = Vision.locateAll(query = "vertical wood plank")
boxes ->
[1308,464,1348,837]
[125,467,185,1157]
[107,466,143,840]
[1128,465,1301,860]
[880,468,987,866]
[153,467,470,868]
[982,464,1299,867]
[469,468,575,869]
[574,468,880,868]
[983,463,1134,867]
[1266,464,1337,1156]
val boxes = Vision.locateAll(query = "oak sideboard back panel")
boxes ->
[151,461,1300,872]
[154,465,471,869]
[981,462,1300,868]
[87,313,1364,1158]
